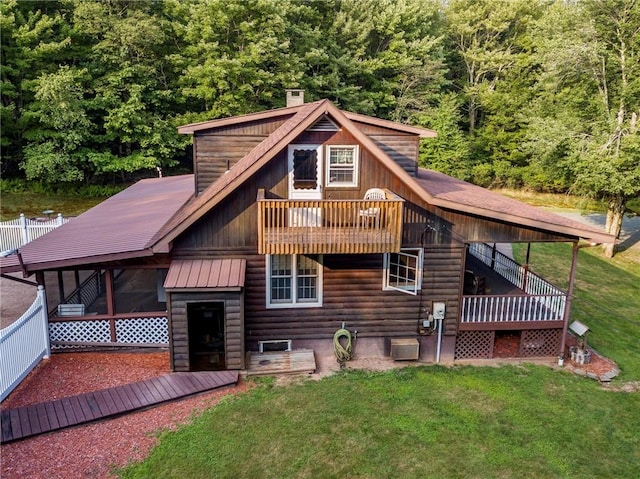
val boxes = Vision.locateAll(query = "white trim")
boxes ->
[259,339,292,353]
[383,248,423,295]
[266,254,323,308]
[288,144,323,199]
[325,145,359,187]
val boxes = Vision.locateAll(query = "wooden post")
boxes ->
[105,269,117,342]
[559,242,580,362]
[490,243,497,270]
[74,270,81,303]
[57,270,65,304]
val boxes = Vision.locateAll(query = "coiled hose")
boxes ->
[333,327,354,366]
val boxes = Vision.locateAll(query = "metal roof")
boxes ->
[0,175,194,274]
[414,169,616,244]
[164,258,246,290]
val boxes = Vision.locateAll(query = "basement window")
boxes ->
[383,248,423,295]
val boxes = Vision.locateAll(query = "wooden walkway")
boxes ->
[0,370,238,444]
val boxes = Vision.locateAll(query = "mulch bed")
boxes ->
[0,351,251,479]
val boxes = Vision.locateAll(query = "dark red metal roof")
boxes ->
[0,175,194,274]
[164,258,246,290]
[414,168,615,243]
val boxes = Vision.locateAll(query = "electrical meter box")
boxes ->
[433,302,446,320]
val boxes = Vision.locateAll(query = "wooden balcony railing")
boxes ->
[257,189,404,254]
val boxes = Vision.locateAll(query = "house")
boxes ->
[0,90,615,372]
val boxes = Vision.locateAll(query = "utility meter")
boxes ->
[433,302,446,320]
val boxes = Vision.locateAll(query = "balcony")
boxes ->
[257,189,404,255]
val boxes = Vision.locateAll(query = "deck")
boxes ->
[246,349,316,376]
[0,370,238,443]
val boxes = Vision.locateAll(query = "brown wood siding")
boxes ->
[193,117,290,194]
[195,135,266,194]
[173,247,463,348]
[423,245,465,336]
[168,291,244,371]
[350,121,419,176]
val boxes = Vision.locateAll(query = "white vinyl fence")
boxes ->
[0,286,50,402]
[0,213,70,253]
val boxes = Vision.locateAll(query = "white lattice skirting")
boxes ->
[50,317,168,349]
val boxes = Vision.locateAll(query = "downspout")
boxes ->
[436,318,443,363]
[559,241,580,366]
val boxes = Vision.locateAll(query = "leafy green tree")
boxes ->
[526,0,640,256]
[0,0,74,177]
[418,92,472,179]
[21,66,91,181]
[72,0,185,180]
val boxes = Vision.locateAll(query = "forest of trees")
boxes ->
[1,0,639,254]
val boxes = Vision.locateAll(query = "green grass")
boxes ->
[117,366,640,479]
[513,243,640,381]
[0,191,106,220]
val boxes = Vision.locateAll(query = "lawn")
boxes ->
[115,191,639,479]
[118,366,640,479]
[513,243,640,381]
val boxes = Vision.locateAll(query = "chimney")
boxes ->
[286,89,304,107]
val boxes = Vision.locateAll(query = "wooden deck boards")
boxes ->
[0,370,238,444]
[246,349,316,376]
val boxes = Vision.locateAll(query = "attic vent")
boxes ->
[307,115,339,132]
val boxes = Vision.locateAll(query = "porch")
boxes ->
[256,188,404,255]
[460,243,567,330]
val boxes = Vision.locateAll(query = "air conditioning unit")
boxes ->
[390,338,419,361]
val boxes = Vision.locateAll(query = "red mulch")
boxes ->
[0,352,251,479]
[491,333,617,378]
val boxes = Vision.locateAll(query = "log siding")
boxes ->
[167,291,244,372]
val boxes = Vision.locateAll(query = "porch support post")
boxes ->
[74,269,81,303]
[57,270,65,304]
[559,241,580,363]
[105,269,117,342]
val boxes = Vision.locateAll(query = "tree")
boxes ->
[21,66,91,182]
[0,0,74,177]
[526,0,640,256]
[418,92,472,179]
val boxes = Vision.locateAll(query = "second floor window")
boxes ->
[326,145,358,187]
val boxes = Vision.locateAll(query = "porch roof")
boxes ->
[414,169,616,244]
[0,175,194,274]
[164,258,246,291]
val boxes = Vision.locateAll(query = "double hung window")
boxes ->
[326,145,358,187]
[267,254,322,308]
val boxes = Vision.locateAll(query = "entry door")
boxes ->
[187,302,225,371]
[288,145,322,226]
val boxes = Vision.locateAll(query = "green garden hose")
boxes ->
[333,327,354,365]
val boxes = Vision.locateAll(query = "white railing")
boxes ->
[0,286,50,401]
[466,243,567,324]
[461,294,567,324]
[0,213,70,253]
[468,243,565,296]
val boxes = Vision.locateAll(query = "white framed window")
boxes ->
[266,254,323,308]
[326,145,358,187]
[383,248,423,295]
